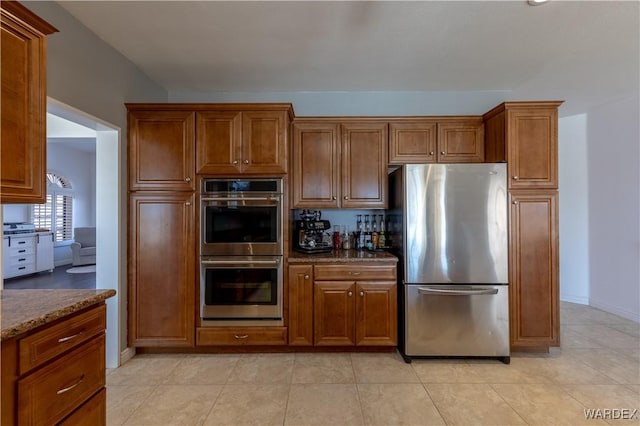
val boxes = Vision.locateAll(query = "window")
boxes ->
[32,173,73,242]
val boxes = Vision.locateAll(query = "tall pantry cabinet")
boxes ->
[127,108,196,347]
[484,101,563,351]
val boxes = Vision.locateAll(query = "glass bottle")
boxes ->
[378,214,386,248]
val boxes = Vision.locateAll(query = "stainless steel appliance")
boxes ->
[200,178,282,256]
[292,210,332,254]
[389,163,510,363]
[199,178,284,326]
[200,256,283,326]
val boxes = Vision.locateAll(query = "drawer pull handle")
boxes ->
[18,241,26,244]
[58,330,83,343]
[18,267,26,270]
[234,334,249,340]
[349,271,361,275]
[18,258,26,262]
[56,375,85,395]
[18,250,26,253]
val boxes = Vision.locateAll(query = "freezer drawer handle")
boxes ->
[418,287,499,296]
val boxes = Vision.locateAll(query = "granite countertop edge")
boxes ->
[1,289,116,341]
[288,249,398,263]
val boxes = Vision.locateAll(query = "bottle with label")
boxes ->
[364,215,371,249]
[378,214,386,248]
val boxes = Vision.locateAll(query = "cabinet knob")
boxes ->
[360,291,364,297]
[440,151,446,155]
[332,196,337,200]
[185,177,191,182]
[512,176,519,180]
[233,160,239,164]
[348,291,353,297]
[243,159,249,165]
[344,196,349,200]
[185,202,191,206]
[512,200,519,205]
[429,151,434,155]
[304,274,309,280]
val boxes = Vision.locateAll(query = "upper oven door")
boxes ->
[200,194,282,256]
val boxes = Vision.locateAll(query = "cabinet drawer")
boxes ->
[6,245,36,258]
[196,327,287,346]
[58,387,106,426]
[17,335,105,425]
[6,236,36,249]
[314,265,396,281]
[19,305,106,374]
[4,262,36,277]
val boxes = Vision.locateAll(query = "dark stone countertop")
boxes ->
[1,289,116,341]
[288,249,398,263]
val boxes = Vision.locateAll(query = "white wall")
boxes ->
[558,114,590,304]
[586,94,640,322]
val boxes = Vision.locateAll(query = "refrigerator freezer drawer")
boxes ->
[404,284,509,357]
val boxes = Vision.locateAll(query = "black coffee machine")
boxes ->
[293,210,333,254]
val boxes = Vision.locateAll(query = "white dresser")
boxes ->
[2,232,54,279]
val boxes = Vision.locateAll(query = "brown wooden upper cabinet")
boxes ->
[127,109,196,191]
[484,101,563,189]
[196,107,291,176]
[388,118,484,164]
[1,2,57,203]
[291,120,388,209]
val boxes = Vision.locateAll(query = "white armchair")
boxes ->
[70,227,96,266]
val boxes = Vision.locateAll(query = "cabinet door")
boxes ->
[388,121,437,164]
[314,281,355,346]
[341,122,388,208]
[35,233,54,272]
[1,4,56,203]
[437,120,484,163]
[196,111,242,175]
[241,110,288,175]
[355,281,397,346]
[128,110,195,191]
[288,264,314,346]
[291,122,340,208]
[129,192,195,347]
[507,108,558,189]
[509,191,558,349]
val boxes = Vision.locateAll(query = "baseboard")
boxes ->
[589,298,640,323]
[559,293,589,305]
[120,346,136,366]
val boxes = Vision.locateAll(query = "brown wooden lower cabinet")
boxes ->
[289,263,397,347]
[196,327,287,346]
[509,190,559,350]
[1,304,108,425]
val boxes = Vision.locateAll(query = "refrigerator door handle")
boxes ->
[417,287,499,296]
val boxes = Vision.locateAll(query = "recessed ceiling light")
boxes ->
[527,0,549,5]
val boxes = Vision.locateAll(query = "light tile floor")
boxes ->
[107,302,640,425]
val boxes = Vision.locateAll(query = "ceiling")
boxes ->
[56,1,639,116]
[47,113,96,153]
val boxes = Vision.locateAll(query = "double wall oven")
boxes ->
[199,178,283,326]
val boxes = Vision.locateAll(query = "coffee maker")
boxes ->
[292,210,333,253]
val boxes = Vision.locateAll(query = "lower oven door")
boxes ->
[200,256,283,326]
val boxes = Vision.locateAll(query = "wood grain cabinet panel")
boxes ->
[288,264,314,346]
[196,327,287,346]
[388,121,437,164]
[437,120,484,163]
[128,192,195,347]
[1,2,57,203]
[313,263,397,347]
[509,191,559,349]
[58,387,106,426]
[197,108,289,176]
[128,110,195,191]
[291,122,340,208]
[314,281,356,346]
[292,120,387,208]
[484,102,562,189]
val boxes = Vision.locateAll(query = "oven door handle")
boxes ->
[201,197,280,202]
[201,259,281,265]
[417,287,498,296]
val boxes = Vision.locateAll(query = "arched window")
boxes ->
[32,172,73,242]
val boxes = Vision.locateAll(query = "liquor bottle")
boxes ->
[378,214,386,248]
[364,215,371,249]
[355,215,363,250]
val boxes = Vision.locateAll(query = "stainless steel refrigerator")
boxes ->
[388,163,510,363]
